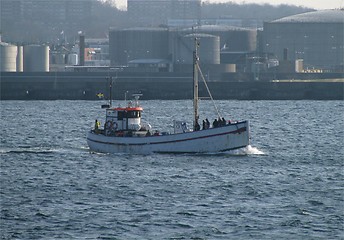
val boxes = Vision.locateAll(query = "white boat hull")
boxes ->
[87,121,249,154]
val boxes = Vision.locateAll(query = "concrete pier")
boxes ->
[1,72,343,100]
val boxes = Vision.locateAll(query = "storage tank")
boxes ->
[53,53,66,64]
[23,45,49,72]
[109,27,169,65]
[174,33,220,64]
[262,10,344,69]
[171,25,257,53]
[295,59,304,73]
[16,46,23,72]
[0,43,17,72]
[67,53,78,65]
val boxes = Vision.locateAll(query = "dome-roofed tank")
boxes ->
[262,9,344,70]
[23,45,49,72]
[271,9,344,23]
[0,42,17,72]
[174,33,220,64]
[171,25,257,52]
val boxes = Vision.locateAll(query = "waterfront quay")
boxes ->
[1,72,343,100]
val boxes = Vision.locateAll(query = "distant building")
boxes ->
[84,38,110,66]
[127,0,201,26]
[262,10,344,71]
[0,0,22,22]
[1,0,96,22]
[1,0,97,39]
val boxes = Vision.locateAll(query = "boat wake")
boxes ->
[222,145,265,156]
[0,145,90,155]
[0,146,58,154]
[179,145,265,157]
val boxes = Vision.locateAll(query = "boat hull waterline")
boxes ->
[87,121,249,154]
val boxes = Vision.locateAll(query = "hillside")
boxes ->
[0,0,313,43]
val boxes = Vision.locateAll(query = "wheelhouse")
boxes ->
[105,107,143,135]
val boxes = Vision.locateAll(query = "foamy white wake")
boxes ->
[224,145,265,156]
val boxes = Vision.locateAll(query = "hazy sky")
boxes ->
[113,0,343,10]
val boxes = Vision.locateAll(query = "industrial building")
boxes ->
[0,0,97,43]
[261,9,344,71]
[1,4,343,101]
[1,6,343,78]
[1,0,96,23]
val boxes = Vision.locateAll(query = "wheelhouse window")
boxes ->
[117,110,141,120]
[118,111,124,120]
[127,111,141,118]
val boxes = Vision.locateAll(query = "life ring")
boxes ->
[106,120,118,131]
[106,120,113,130]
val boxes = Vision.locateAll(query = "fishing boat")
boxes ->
[87,39,250,154]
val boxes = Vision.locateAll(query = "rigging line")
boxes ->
[197,63,221,119]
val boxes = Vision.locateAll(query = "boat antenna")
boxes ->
[193,38,199,130]
[132,93,142,107]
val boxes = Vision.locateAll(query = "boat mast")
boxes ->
[109,76,113,107]
[193,38,199,130]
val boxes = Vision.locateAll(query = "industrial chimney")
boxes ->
[283,48,288,61]
[79,35,85,66]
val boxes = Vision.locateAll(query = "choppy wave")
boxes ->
[1,100,343,240]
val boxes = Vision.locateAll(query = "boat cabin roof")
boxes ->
[112,107,143,111]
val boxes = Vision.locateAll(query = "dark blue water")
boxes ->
[1,100,343,239]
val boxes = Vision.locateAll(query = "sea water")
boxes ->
[1,100,343,239]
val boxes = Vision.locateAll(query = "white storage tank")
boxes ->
[0,42,17,72]
[53,53,66,64]
[67,53,78,65]
[24,45,49,72]
[174,33,220,64]
[295,59,304,73]
[174,25,257,52]
[16,46,23,72]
